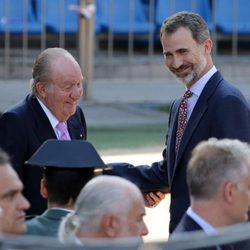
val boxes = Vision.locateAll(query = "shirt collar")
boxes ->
[75,238,84,246]
[36,97,59,129]
[50,207,74,213]
[187,207,218,234]
[189,66,217,97]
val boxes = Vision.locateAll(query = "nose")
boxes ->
[70,84,83,100]
[141,221,149,236]
[18,194,30,211]
[169,55,183,69]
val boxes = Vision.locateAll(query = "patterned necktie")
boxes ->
[175,90,193,153]
[56,122,71,140]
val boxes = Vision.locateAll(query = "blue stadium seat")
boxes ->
[0,0,41,34]
[31,0,100,34]
[95,0,154,35]
[215,0,250,35]
[155,0,212,30]
[0,0,6,33]
[94,17,101,34]
[35,0,79,34]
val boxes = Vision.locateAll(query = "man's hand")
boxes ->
[144,191,166,208]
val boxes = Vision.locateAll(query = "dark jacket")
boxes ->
[0,94,87,215]
[105,71,250,232]
[173,213,233,250]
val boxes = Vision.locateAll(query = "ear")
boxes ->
[36,82,47,99]
[101,214,119,238]
[40,178,48,199]
[223,181,236,204]
[203,38,213,55]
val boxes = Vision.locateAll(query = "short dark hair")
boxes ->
[43,168,94,206]
[160,11,210,44]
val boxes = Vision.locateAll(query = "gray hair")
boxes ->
[58,175,142,244]
[30,47,78,95]
[160,11,210,45]
[187,138,250,201]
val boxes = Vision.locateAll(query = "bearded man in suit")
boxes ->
[105,11,250,233]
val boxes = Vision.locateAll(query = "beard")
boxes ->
[169,55,207,87]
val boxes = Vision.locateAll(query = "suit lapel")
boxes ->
[175,100,208,169]
[67,109,85,140]
[182,213,203,231]
[171,72,223,180]
[28,95,85,141]
[168,98,181,181]
[27,95,57,143]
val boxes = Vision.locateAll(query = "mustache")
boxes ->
[171,64,192,73]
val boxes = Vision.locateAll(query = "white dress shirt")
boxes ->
[187,207,221,250]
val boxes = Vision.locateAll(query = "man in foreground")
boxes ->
[58,175,148,244]
[25,139,107,237]
[0,148,30,235]
[105,11,250,233]
[173,138,250,249]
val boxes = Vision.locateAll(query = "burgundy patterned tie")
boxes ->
[56,122,71,140]
[175,90,193,153]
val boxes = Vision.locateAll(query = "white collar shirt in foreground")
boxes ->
[187,207,221,250]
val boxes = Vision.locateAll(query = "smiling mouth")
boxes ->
[172,65,192,77]
[175,70,189,78]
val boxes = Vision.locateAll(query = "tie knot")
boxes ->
[183,90,193,99]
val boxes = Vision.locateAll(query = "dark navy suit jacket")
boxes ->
[0,94,87,215]
[173,213,233,250]
[173,212,203,233]
[105,71,250,232]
